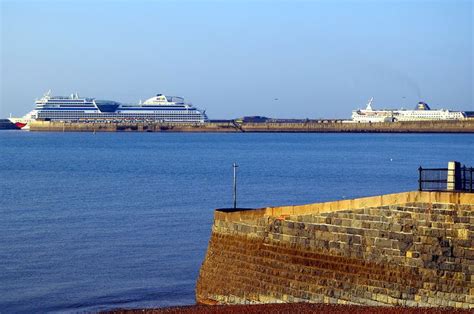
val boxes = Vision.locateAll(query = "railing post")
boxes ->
[462,165,466,191]
[418,166,423,191]
[469,167,474,192]
[233,162,239,209]
[447,161,461,191]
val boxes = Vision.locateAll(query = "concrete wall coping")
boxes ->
[214,191,474,222]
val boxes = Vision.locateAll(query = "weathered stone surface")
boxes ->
[196,191,474,308]
[29,119,474,133]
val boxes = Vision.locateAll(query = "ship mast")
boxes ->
[366,97,374,110]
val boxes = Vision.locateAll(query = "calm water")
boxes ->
[0,131,473,312]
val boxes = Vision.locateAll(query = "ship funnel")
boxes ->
[417,102,431,110]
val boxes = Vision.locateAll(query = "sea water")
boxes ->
[0,131,473,312]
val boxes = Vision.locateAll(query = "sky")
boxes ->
[1,0,472,119]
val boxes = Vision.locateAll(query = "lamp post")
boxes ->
[233,162,239,208]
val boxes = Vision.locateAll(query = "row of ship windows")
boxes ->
[362,115,459,118]
[405,112,452,115]
[118,111,194,114]
[360,118,457,121]
[405,114,460,116]
[38,111,198,113]
[402,118,458,120]
[38,114,202,117]
[39,102,92,104]
[37,105,89,108]
[42,116,203,119]
[38,116,203,120]
[40,109,199,115]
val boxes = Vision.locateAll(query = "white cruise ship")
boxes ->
[351,98,466,123]
[9,91,208,129]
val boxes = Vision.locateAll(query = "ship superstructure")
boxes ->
[9,91,208,129]
[351,98,466,123]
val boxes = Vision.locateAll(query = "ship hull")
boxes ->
[9,118,31,130]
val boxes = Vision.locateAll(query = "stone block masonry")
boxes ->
[29,120,474,133]
[196,191,474,308]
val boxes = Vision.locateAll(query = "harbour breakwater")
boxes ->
[196,191,474,309]
[29,120,474,133]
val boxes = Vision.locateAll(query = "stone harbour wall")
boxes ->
[29,121,238,132]
[196,191,474,309]
[29,120,474,133]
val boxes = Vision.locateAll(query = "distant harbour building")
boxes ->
[9,90,208,129]
[351,98,467,123]
[234,116,270,123]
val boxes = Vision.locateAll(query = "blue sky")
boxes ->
[1,0,472,119]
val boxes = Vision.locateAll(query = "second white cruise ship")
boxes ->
[351,98,466,123]
[9,91,208,129]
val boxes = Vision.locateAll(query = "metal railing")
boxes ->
[460,166,474,192]
[418,165,473,192]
